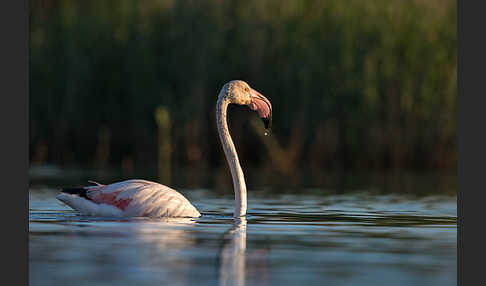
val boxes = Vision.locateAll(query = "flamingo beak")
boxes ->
[248,88,272,130]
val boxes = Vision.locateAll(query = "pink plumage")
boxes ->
[57,179,200,218]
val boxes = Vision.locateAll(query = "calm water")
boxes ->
[29,187,456,286]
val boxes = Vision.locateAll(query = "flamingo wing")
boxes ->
[56,179,201,218]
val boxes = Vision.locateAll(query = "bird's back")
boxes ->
[57,179,201,218]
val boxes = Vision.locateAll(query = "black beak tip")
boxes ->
[262,116,272,130]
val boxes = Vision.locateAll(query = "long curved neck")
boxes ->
[216,95,247,218]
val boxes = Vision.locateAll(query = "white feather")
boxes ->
[57,180,200,218]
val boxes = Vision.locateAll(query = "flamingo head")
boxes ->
[222,80,272,130]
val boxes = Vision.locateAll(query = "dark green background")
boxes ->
[29,0,456,191]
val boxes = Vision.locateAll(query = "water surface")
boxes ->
[30,188,456,286]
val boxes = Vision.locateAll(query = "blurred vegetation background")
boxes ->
[29,0,456,193]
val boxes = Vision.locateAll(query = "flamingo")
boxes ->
[56,80,272,218]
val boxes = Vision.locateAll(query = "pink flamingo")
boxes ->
[57,80,272,218]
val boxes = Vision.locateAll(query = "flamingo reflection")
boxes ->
[219,217,247,286]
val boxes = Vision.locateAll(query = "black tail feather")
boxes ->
[61,188,91,200]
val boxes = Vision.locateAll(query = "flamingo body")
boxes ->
[56,179,201,217]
